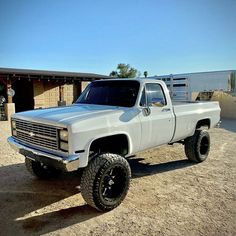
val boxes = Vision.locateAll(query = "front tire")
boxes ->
[80,153,131,211]
[25,158,60,179]
[184,130,210,163]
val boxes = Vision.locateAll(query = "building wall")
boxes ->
[64,84,74,104]
[33,81,81,109]
[33,80,45,108]
[81,81,90,91]
[44,82,59,107]
[33,81,59,108]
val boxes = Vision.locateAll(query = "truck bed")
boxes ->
[171,101,220,142]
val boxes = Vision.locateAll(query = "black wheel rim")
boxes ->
[100,165,127,202]
[200,136,209,155]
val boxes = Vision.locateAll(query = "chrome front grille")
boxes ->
[14,119,59,150]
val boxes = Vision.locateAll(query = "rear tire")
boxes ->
[80,153,131,211]
[25,158,60,179]
[184,130,210,163]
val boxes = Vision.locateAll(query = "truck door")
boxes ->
[139,83,175,150]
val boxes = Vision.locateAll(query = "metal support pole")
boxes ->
[59,85,64,102]
[7,77,13,103]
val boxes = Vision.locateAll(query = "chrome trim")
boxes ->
[13,118,60,151]
[8,137,80,172]
[16,129,57,141]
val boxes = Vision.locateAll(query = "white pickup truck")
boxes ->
[8,79,221,211]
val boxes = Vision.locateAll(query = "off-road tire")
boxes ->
[80,153,131,211]
[25,158,60,179]
[184,130,210,163]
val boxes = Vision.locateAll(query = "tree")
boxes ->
[144,71,148,78]
[109,71,118,77]
[109,63,139,78]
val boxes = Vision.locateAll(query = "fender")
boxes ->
[85,131,132,159]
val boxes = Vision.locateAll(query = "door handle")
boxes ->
[162,108,171,112]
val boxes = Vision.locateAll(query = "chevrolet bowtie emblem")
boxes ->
[29,132,35,137]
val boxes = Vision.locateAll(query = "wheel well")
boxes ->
[196,119,210,130]
[89,134,129,157]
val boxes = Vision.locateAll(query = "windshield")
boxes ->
[76,80,140,107]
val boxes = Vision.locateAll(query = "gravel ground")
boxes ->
[0,119,235,236]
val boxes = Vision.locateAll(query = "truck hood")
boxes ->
[12,104,123,126]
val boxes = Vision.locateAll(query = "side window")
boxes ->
[146,83,167,107]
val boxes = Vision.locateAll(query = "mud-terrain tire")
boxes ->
[185,130,210,163]
[25,158,60,179]
[80,153,131,211]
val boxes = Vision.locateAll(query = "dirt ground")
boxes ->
[0,119,235,236]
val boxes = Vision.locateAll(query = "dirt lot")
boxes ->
[0,119,235,236]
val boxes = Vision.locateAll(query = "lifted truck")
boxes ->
[8,79,221,211]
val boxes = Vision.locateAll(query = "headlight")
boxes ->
[60,141,69,151]
[59,129,68,141]
[12,120,16,129]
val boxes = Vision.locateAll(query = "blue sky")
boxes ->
[0,0,235,76]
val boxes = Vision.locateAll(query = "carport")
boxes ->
[0,68,110,120]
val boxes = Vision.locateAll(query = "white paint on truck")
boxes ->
[8,79,221,169]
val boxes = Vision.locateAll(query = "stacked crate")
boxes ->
[33,81,45,109]
[33,81,79,109]
[64,84,74,105]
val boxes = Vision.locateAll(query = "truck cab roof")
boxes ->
[98,78,166,86]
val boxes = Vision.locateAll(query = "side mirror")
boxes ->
[142,106,151,116]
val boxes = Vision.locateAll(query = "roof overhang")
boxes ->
[0,67,111,81]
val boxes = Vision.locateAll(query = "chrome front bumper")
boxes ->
[7,137,80,172]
